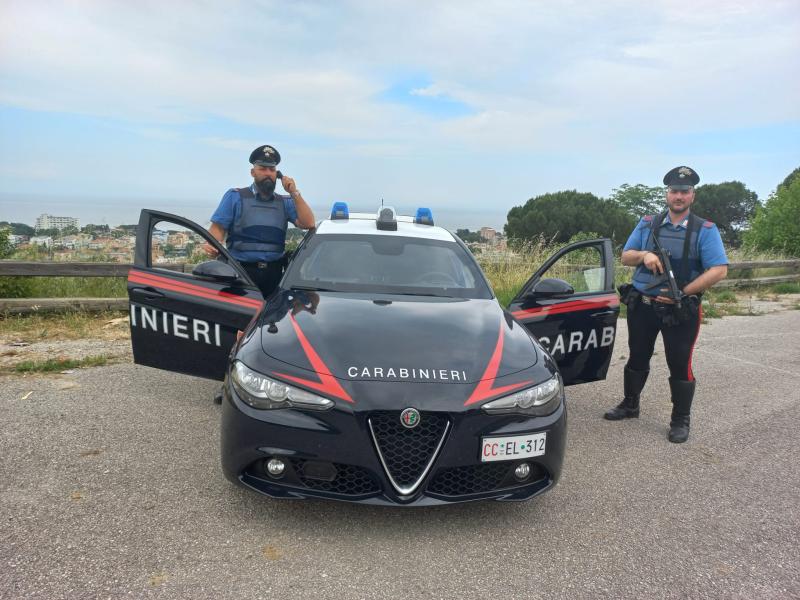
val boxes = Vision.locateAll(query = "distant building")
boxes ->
[479,227,496,241]
[29,236,53,247]
[36,213,79,232]
[56,235,90,250]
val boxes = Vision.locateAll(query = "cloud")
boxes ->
[1,0,797,148]
[0,0,798,211]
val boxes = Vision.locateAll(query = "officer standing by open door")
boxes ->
[205,145,316,297]
[605,166,728,443]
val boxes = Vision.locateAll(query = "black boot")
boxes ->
[604,367,649,420]
[668,378,695,443]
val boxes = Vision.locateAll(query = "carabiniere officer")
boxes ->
[205,145,316,297]
[604,166,728,443]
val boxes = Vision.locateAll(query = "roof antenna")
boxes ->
[381,198,384,207]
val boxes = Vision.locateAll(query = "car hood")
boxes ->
[258,291,537,384]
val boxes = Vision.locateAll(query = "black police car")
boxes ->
[128,205,619,505]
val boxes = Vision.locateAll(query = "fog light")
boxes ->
[514,462,531,481]
[266,458,285,477]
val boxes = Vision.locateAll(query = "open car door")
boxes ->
[128,209,265,381]
[508,238,619,386]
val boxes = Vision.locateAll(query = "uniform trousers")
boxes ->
[625,298,703,381]
[241,261,284,298]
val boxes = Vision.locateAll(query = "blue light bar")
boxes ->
[414,207,434,226]
[330,202,349,220]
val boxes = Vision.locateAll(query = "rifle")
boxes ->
[644,223,683,309]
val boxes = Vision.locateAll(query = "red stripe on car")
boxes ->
[464,322,533,406]
[273,314,354,403]
[128,270,264,310]
[511,293,619,320]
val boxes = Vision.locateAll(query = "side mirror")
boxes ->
[192,260,241,283]
[527,278,575,299]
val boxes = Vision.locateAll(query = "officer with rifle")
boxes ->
[605,166,728,443]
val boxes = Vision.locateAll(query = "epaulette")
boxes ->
[703,221,714,228]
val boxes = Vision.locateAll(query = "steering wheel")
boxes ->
[415,271,459,286]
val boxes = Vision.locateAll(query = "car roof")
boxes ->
[315,213,456,242]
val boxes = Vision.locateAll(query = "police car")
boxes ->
[128,205,619,505]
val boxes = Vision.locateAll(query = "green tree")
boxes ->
[608,184,665,217]
[0,228,13,258]
[0,222,35,236]
[455,229,482,243]
[34,227,61,238]
[82,224,110,235]
[693,181,758,247]
[505,190,636,245]
[780,167,800,190]
[744,176,800,255]
[0,228,35,297]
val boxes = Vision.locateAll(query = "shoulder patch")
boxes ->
[703,221,714,228]
[642,215,653,222]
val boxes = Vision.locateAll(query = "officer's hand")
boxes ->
[281,175,298,195]
[203,242,219,258]
[654,295,676,305]
[643,251,663,274]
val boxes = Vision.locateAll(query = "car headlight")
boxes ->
[231,360,334,411]
[481,374,563,416]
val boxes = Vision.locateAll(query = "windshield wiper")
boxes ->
[395,292,454,298]
[290,285,336,292]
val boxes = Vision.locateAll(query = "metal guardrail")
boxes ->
[1,259,799,315]
[0,261,186,276]
[0,262,186,314]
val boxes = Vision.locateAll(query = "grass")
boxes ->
[0,311,129,342]
[771,282,800,294]
[29,276,126,298]
[477,237,555,306]
[708,289,737,304]
[13,354,109,373]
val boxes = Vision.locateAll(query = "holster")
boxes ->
[617,283,640,307]
[656,294,700,327]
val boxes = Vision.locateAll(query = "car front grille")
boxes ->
[427,462,546,497]
[368,411,450,495]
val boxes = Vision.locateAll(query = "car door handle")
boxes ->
[130,287,166,300]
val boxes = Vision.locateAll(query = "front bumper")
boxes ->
[220,380,567,506]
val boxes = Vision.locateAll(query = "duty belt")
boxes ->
[640,295,656,305]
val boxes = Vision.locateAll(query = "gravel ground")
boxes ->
[1,309,799,599]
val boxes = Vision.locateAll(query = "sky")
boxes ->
[1,0,798,231]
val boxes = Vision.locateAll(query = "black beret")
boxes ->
[663,165,699,190]
[249,144,281,167]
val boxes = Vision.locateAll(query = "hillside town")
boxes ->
[2,213,206,264]
[2,214,508,264]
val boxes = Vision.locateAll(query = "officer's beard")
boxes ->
[255,178,276,197]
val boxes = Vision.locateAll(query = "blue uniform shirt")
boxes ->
[210,184,299,262]
[623,213,728,294]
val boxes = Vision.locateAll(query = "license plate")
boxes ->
[480,432,546,463]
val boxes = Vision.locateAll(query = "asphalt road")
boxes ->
[2,310,799,599]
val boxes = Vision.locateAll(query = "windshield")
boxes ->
[283,233,492,299]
